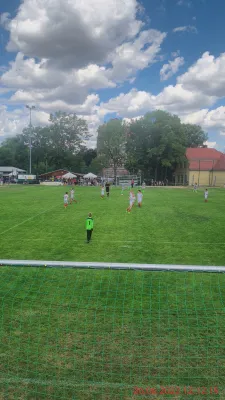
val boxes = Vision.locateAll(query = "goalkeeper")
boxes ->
[86,213,94,243]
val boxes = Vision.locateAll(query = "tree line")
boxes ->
[0,109,207,180]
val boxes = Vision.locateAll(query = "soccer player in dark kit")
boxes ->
[105,182,110,197]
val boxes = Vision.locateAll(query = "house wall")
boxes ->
[188,171,225,186]
[188,170,210,186]
[174,167,189,185]
[102,167,129,177]
[209,171,225,187]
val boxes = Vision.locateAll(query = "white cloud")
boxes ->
[1,27,166,100]
[123,115,143,124]
[160,57,184,81]
[204,141,217,148]
[1,26,166,114]
[154,84,215,113]
[79,113,104,148]
[173,26,197,33]
[100,89,155,116]
[0,104,102,147]
[100,82,218,126]
[180,109,209,125]
[39,94,100,114]
[0,13,10,29]
[1,53,115,106]
[0,105,50,138]
[5,0,143,69]
[108,29,167,81]
[1,0,225,149]
[178,52,225,97]
[201,107,225,130]
[0,0,170,142]
[181,107,225,133]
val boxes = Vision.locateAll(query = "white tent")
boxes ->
[62,172,77,179]
[9,170,18,177]
[83,172,97,179]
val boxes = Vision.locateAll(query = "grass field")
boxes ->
[1,184,225,265]
[0,267,225,399]
[1,185,225,399]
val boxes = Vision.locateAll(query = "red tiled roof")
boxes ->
[39,169,68,177]
[189,160,215,171]
[186,148,225,171]
[213,154,225,171]
[186,147,222,160]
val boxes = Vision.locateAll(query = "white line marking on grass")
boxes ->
[0,204,60,236]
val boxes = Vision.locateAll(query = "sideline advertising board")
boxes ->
[18,175,36,180]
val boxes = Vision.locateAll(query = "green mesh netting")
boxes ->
[0,266,224,399]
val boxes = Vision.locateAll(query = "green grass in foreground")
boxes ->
[0,267,225,399]
[0,185,225,265]
[1,186,225,399]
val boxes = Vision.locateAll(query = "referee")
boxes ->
[105,182,110,197]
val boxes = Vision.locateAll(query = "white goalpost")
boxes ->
[116,175,141,188]
[1,259,225,272]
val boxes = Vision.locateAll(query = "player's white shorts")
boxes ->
[71,195,74,200]
[64,200,68,205]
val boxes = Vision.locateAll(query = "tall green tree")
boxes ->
[0,136,28,170]
[125,110,207,181]
[97,119,126,178]
[89,155,107,175]
[47,112,89,168]
[182,123,208,147]
[81,148,97,167]
[0,111,91,174]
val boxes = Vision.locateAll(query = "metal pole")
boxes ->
[29,108,32,174]
[26,105,35,174]
[1,259,225,273]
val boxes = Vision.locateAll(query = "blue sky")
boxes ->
[0,0,225,149]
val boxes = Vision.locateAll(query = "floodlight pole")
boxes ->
[26,105,35,174]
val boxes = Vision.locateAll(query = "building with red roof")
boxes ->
[175,147,225,186]
[39,169,84,181]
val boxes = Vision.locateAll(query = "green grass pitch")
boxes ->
[1,184,225,265]
[0,186,225,399]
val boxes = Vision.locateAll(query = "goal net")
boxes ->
[116,175,141,188]
[0,262,223,399]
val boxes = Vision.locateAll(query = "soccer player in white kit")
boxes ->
[64,192,69,209]
[137,190,143,207]
[126,191,135,213]
[204,189,208,203]
[193,183,198,192]
[70,188,75,204]
[101,186,105,198]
